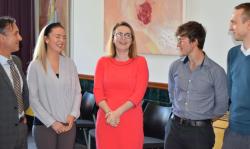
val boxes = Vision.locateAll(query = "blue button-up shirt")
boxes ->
[168,55,228,120]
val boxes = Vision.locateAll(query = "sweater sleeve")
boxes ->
[128,57,149,106]
[70,61,82,119]
[94,57,107,104]
[227,50,232,100]
[27,62,56,127]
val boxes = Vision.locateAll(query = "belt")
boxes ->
[173,115,211,127]
[19,116,26,124]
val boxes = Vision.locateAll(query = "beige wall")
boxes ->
[70,0,249,83]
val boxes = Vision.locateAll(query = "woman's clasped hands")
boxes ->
[105,110,121,127]
[51,115,75,134]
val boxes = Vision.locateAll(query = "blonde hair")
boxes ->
[32,22,65,72]
[106,21,137,58]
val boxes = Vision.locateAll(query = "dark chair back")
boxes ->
[76,91,96,145]
[87,102,172,149]
[80,91,95,120]
[141,99,148,111]
[143,102,172,139]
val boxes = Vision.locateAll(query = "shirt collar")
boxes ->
[182,52,208,68]
[0,55,14,65]
[240,44,250,56]
[0,55,9,65]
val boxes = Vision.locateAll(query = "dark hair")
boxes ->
[0,16,16,34]
[235,3,250,22]
[44,22,64,49]
[108,21,137,58]
[44,22,64,37]
[176,21,206,50]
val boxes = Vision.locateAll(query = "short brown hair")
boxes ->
[235,3,250,22]
[176,21,206,50]
[0,16,16,35]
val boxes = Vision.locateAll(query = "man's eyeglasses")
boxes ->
[114,32,132,39]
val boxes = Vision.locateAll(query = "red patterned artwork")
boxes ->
[105,0,183,55]
[137,1,152,25]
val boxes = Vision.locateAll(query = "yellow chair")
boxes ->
[25,106,34,117]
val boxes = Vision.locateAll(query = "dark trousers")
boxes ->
[15,123,28,149]
[33,123,76,149]
[0,123,28,149]
[222,128,250,149]
[165,119,215,149]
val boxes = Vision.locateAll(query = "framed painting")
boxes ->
[104,0,184,55]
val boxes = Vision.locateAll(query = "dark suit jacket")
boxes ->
[0,55,29,147]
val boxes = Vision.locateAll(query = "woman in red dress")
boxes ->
[94,21,149,149]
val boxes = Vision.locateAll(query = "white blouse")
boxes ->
[27,56,82,127]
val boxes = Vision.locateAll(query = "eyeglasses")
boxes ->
[114,32,132,39]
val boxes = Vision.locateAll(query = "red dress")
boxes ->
[94,56,149,149]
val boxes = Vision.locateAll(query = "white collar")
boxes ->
[240,44,250,56]
[0,55,10,65]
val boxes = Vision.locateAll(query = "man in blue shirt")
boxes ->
[165,21,228,149]
[222,3,250,149]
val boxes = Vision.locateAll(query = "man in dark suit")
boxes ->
[0,16,29,149]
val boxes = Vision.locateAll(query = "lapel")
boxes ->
[0,63,14,90]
